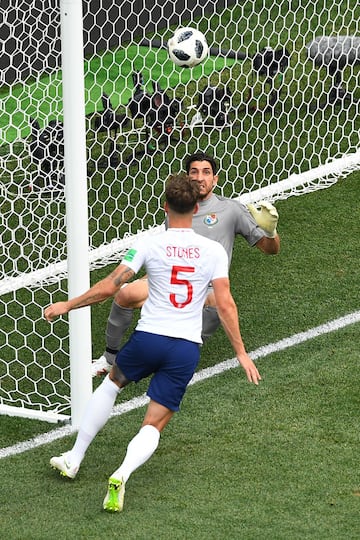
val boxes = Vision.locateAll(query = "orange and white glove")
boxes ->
[247,200,279,238]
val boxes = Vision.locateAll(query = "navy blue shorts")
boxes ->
[115,331,200,411]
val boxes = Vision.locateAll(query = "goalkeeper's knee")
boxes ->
[201,306,221,343]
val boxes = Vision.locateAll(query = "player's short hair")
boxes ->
[165,173,200,214]
[184,152,218,175]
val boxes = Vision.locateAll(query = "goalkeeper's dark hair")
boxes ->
[184,152,218,175]
[165,173,200,214]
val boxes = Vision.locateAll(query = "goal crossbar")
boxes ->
[1,148,359,297]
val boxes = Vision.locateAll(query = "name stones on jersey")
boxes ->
[166,246,200,259]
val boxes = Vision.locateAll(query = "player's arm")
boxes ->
[255,234,280,254]
[44,264,135,322]
[212,277,261,385]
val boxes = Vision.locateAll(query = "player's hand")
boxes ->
[237,354,262,385]
[44,301,70,322]
[247,200,278,238]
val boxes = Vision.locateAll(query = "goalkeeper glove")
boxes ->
[247,200,279,238]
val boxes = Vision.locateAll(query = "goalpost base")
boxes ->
[0,405,70,424]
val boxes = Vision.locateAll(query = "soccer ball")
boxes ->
[167,27,209,68]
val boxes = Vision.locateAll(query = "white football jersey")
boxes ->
[121,228,229,343]
[164,194,266,266]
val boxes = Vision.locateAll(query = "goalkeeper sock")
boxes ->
[104,302,134,364]
[201,305,221,343]
[69,375,122,466]
[111,425,160,483]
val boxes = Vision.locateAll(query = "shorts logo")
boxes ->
[204,213,218,226]
[124,248,137,262]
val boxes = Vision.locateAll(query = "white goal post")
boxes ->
[1,0,359,425]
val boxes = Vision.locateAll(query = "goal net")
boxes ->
[1,0,359,423]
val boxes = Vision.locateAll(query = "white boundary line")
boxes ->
[1,310,359,460]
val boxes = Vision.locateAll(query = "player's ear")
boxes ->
[193,202,199,215]
[213,174,219,187]
[164,201,169,214]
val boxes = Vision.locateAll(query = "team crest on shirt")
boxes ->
[204,213,218,226]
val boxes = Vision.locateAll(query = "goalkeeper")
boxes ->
[92,152,280,376]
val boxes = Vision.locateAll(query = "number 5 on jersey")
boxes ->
[170,266,195,308]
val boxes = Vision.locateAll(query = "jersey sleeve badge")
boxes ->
[123,248,137,262]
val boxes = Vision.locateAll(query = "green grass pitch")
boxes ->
[1,172,360,538]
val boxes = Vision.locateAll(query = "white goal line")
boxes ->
[1,308,359,460]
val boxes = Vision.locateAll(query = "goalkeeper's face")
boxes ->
[187,160,218,201]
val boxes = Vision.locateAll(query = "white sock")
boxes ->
[69,375,121,466]
[111,424,160,482]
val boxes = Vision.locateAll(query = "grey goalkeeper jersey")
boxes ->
[191,194,265,265]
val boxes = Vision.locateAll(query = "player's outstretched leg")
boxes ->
[91,302,134,377]
[201,305,221,343]
[103,424,161,512]
[92,278,150,377]
[50,375,121,478]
